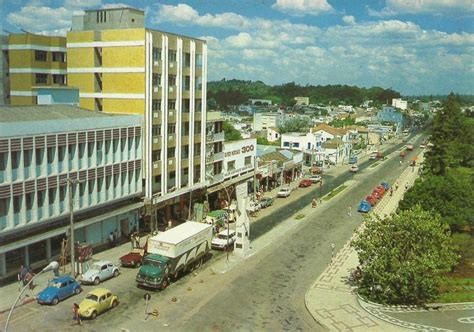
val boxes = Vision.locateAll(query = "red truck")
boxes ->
[119,234,148,268]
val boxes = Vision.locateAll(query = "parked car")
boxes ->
[349,156,358,164]
[79,260,120,285]
[309,175,322,183]
[259,197,274,208]
[277,188,291,198]
[37,275,82,305]
[366,195,377,206]
[375,185,386,195]
[247,201,261,213]
[380,182,390,190]
[205,210,228,227]
[299,179,312,188]
[350,165,359,173]
[372,190,383,200]
[420,143,426,148]
[358,200,371,213]
[325,159,336,166]
[78,288,118,319]
[211,229,236,250]
[369,152,378,160]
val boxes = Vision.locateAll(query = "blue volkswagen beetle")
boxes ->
[357,200,372,213]
[37,275,82,305]
[380,181,390,190]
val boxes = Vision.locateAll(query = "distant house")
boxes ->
[392,98,408,110]
[322,139,345,164]
[377,106,405,129]
[281,132,322,152]
[267,127,280,142]
[294,96,309,106]
[238,105,256,114]
[253,112,282,131]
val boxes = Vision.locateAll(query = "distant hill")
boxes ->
[207,79,401,108]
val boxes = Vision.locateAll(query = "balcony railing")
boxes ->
[205,151,224,164]
[206,131,225,143]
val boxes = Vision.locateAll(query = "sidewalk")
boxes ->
[304,151,426,331]
[0,240,134,315]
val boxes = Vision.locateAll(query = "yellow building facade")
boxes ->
[3,33,67,105]
[68,7,208,223]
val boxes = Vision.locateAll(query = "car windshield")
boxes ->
[90,264,102,271]
[217,234,229,240]
[48,281,62,288]
[143,259,162,268]
[86,294,99,302]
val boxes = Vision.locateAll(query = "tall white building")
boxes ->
[392,98,408,110]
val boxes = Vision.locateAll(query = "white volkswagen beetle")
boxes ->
[79,260,120,285]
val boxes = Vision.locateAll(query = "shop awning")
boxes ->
[207,172,253,194]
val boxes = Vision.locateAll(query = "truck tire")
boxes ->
[195,258,203,269]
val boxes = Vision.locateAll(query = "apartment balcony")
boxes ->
[205,151,224,164]
[194,135,201,144]
[206,171,224,184]
[167,110,176,123]
[194,156,201,166]
[167,157,176,171]
[152,137,162,150]
[152,161,162,176]
[206,131,225,143]
[167,134,176,147]
[182,135,189,145]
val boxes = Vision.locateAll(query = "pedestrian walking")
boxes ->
[72,303,82,326]
[347,205,352,217]
[390,188,393,196]
[399,160,402,167]
[19,265,28,286]
[312,198,317,208]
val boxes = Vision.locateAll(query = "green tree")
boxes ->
[278,117,310,134]
[398,169,474,230]
[351,206,458,305]
[424,93,471,175]
[223,121,242,141]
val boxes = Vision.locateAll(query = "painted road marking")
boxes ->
[458,317,474,324]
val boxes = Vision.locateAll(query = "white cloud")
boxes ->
[102,3,130,9]
[272,0,333,16]
[7,6,72,35]
[64,0,101,9]
[342,15,356,25]
[225,33,252,48]
[369,0,474,17]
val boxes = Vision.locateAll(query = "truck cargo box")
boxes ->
[147,222,212,259]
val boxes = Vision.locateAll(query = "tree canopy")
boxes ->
[398,168,474,230]
[351,206,458,305]
[207,79,401,108]
[223,121,242,141]
[277,117,311,134]
[424,93,474,175]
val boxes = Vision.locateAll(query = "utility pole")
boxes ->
[253,156,257,202]
[67,179,76,277]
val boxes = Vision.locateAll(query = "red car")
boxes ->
[299,179,312,188]
[372,190,383,200]
[366,195,377,206]
[375,185,386,195]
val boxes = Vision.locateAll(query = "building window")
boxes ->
[182,145,189,159]
[168,50,177,62]
[183,76,190,91]
[283,142,290,147]
[35,50,47,62]
[153,47,162,62]
[195,121,202,133]
[227,160,235,171]
[48,188,56,205]
[13,195,22,214]
[35,74,48,84]
[182,99,190,113]
[152,150,161,161]
[52,52,66,62]
[195,76,202,90]
[25,192,34,212]
[194,143,201,156]
[168,99,176,110]
[11,151,19,170]
[167,147,175,158]
[59,186,66,204]
[245,156,252,166]
[183,122,189,135]
[184,52,191,67]
[36,148,44,165]
[168,75,176,86]
[152,99,161,111]
[0,198,9,219]
[53,74,66,85]
[37,190,45,208]
[152,125,161,136]
[154,175,161,184]
[167,124,176,134]
[196,54,203,67]
[195,99,202,112]
[152,74,161,87]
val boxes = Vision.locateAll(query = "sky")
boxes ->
[2,0,474,96]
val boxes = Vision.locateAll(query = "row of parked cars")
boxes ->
[357,182,391,213]
[36,260,121,319]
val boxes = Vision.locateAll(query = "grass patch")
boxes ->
[295,214,305,220]
[436,233,474,303]
[323,185,347,201]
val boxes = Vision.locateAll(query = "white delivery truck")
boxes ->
[136,221,212,289]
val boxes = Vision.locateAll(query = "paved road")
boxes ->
[1,135,425,332]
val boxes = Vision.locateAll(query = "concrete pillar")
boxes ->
[0,253,6,276]
[46,238,51,260]
[24,246,29,267]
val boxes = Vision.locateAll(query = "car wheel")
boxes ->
[113,269,119,277]
[52,297,59,305]
[161,279,168,290]
[74,287,81,295]
[94,277,100,285]
[112,300,118,308]
[91,311,97,319]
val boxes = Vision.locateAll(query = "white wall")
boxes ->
[223,138,257,179]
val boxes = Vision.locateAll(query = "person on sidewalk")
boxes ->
[72,303,82,326]
[109,232,114,248]
[347,205,352,217]
[312,198,317,208]
[19,265,28,286]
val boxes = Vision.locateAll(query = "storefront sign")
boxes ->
[224,144,255,158]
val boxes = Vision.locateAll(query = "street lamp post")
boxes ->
[65,178,82,277]
[5,261,59,332]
